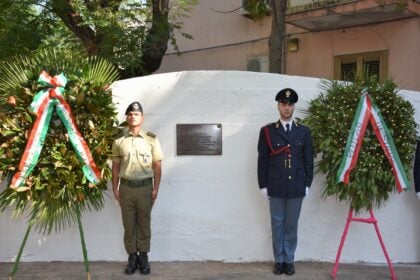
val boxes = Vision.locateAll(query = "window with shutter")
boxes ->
[334,51,388,82]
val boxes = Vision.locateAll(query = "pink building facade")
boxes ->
[158,0,420,91]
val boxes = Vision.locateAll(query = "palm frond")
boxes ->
[0,56,31,91]
[85,56,120,85]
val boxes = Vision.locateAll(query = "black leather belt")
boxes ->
[120,177,153,187]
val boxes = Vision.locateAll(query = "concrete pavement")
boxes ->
[1,261,420,280]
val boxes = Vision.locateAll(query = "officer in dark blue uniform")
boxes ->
[414,140,420,200]
[257,88,314,276]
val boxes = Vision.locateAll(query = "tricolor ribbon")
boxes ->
[336,88,410,192]
[10,71,101,192]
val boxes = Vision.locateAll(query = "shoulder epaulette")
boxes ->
[146,131,156,138]
[114,126,125,138]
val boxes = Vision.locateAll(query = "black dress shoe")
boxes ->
[139,252,151,274]
[124,253,139,275]
[284,262,295,276]
[273,262,284,275]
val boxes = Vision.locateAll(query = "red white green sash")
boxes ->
[336,89,410,192]
[10,71,101,191]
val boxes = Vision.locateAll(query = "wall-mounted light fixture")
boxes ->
[288,38,299,52]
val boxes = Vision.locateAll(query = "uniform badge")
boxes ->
[143,154,151,164]
[286,90,291,98]
[133,103,140,110]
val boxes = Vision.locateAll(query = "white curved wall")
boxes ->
[1,71,420,263]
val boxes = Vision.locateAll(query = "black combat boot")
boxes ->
[139,252,151,274]
[124,252,139,275]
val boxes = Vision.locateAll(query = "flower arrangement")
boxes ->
[303,78,417,211]
[0,49,119,231]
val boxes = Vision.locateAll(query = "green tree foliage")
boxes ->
[242,0,271,20]
[0,0,196,78]
[0,49,120,233]
[303,78,417,211]
[0,1,47,60]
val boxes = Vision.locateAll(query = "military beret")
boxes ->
[125,101,143,115]
[275,88,298,104]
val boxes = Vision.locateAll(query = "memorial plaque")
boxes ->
[176,124,222,155]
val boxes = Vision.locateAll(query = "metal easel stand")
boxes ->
[331,207,397,280]
[8,205,91,280]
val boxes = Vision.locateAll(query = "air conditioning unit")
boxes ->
[240,0,271,18]
[246,56,269,72]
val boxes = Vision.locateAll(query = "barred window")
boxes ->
[364,59,380,80]
[341,60,357,82]
[334,51,388,82]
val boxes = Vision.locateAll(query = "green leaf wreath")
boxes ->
[303,78,417,211]
[0,49,120,234]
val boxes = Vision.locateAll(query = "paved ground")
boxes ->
[1,261,420,280]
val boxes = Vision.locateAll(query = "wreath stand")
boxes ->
[331,207,397,280]
[8,204,91,280]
